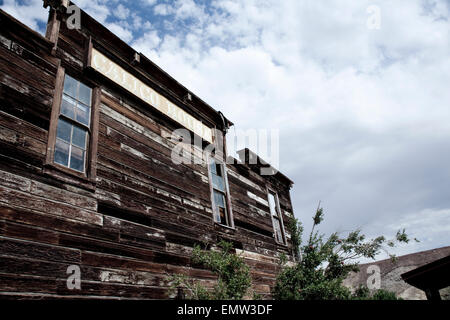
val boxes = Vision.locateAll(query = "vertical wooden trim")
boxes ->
[211,125,217,146]
[45,64,65,166]
[223,164,234,228]
[221,129,234,228]
[84,36,93,69]
[206,153,216,224]
[275,192,287,245]
[266,185,276,241]
[45,8,61,45]
[266,186,287,245]
[88,87,101,182]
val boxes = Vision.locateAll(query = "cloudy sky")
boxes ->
[1,0,449,261]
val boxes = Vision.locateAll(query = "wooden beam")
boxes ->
[425,288,442,301]
[45,8,60,45]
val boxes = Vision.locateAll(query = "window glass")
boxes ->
[212,174,225,192]
[219,207,227,225]
[61,75,91,126]
[209,160,217,175]
[76,103,90,126]
[54,139,70,167]
[63,75,78,98]
[70,146,85,172]
[72,126,87,149]
[213,191,226,223]
[213,210,221,223]
[54,75,92,173]
[214,190,225,208]
[210,159,232,227]
[56,119,71,142]
[61,95,76,119]
[211,159,225,192]
[78,82,92,106]
[213,191,227,224]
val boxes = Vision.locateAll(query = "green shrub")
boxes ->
[274,205,413,300]
[170,240,252,300]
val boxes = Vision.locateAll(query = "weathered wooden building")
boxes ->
[0,0,295,299]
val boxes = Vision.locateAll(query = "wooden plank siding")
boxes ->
[0,5,295,300]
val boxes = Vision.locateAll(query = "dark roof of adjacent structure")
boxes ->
[358,245,450,270]
[401,254,450,291]
[236,148,294,187]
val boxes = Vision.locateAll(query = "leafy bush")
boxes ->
[352,285,400,300]
[170,240,252,300]
[274,205,413,300]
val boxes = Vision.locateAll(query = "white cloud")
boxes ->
[72,0,111,24]
[0,0,48,33]
[173,0,205,21]
[145,0,158,6]
[132,30,161,53]
[114,4,130,20]
[154,3,173,16]
[134,0,450,254]
[105,22,133,42]
[364,208,450,260]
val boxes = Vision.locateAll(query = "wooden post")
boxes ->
[425,288,442,301]
[45,8,60,45]
[45,64,65,166]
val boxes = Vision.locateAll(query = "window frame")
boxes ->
[45,65,100,185]
[267,187,287,245]
[207,154,234,229]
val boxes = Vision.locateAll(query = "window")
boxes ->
[54,75,92,172]
[208,157,233,227]
[46,66,99,184]
[268,191,286,245]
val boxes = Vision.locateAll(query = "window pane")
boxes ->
[76,103,90,126]
[213,208,221,223]
[72,126,87,149]
[212,174,225,192]
[54,139,70,167]
[209,159,217,175]
[268,193,277,216]
[61,94,76,120]
[213,191,229,225]
[78,82,92,106]
[70,146,85,172]
[56,119,72,142]
[219,207,227,225]
[214,190,225,208]
[63,75,78,98]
